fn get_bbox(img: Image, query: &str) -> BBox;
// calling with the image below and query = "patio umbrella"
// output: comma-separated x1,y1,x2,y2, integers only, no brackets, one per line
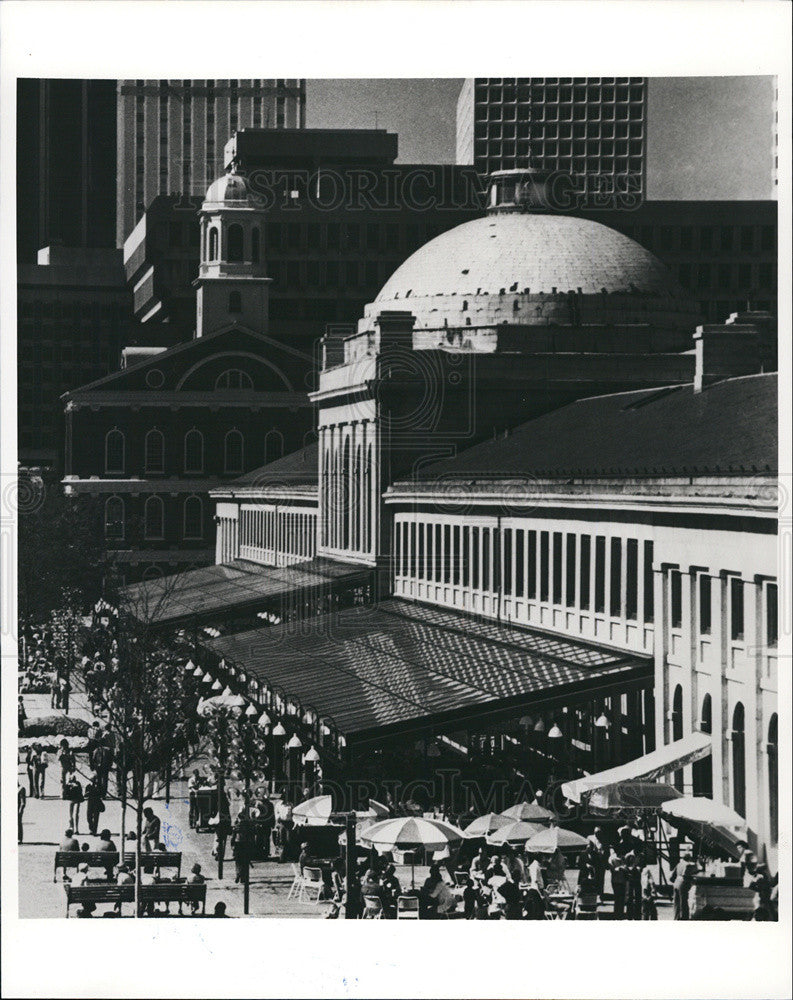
292,794,333,825
486,820,545,847
500,801,556,823
586,780,683,814
462,812,513,839
526,826,588,853
359,817,465,888
660,796,749,859
354,799,391,820
197,693,247,715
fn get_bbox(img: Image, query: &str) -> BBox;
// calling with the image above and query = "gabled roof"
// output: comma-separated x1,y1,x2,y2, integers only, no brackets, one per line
62,323,315,398
228,441,319,487
401,374,777,482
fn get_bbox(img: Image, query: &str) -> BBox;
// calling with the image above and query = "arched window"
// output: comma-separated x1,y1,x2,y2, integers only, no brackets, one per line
227,223,244,262
144,495,165,539
354,444,363,551
768,713,778,845
208,226,219,261
264,429,284,465
692,694,713,796
104,496,125,540
183,495,203,539
228,290,242,314
105,428,125,474
671,684,684,791
184,428,204,473
144,428,165,473
224,429,244,473
251,226,260,263
142,565,163,581
215,369,253,390
732,702,746,818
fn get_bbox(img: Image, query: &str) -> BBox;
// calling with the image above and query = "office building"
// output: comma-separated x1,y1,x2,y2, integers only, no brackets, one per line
457,77,647,206
116,79,307,246
16,79,117,262
18,246,138,469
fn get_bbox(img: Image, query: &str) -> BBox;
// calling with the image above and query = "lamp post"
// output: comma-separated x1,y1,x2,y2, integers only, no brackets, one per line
271,721,286,794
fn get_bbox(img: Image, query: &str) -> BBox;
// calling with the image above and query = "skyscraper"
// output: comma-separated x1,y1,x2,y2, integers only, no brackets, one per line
115,79,306,245
456,77,647,207
16,79,117,262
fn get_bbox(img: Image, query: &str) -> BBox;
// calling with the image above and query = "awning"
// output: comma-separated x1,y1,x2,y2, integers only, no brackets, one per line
120,557,372,627
202,598,651,744
561,732,712,803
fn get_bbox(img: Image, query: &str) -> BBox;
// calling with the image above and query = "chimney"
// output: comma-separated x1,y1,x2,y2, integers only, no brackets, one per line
693,322,761,393
375,310,415,352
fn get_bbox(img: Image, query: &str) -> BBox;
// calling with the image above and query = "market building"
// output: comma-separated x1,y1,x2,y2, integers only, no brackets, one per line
122,171,778,861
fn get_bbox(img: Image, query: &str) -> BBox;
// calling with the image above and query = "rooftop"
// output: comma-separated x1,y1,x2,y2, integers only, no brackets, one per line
396,373,777,482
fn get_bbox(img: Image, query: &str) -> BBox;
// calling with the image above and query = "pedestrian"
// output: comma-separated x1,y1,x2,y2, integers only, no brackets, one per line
672,855,696,920
58,674,71,713
232,813,254,885
65,773,84,833
18,696,27,736
50,674,60,709
624,851,642,920
609,846,628,920
18,783,26,843
187,863,206,914
188,769,201,828
25,743,39,797
641,861,658,920
142,807,161,852
91,735,114,798
57,739,76,797
84,772,105,836
35,745,49,798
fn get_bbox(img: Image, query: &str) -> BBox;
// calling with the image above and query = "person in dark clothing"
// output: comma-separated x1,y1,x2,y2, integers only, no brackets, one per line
232,814,255,884
497,877,523,919
609,847,628,920
624,852,643,920
142,807,161,851
84,773,105,837
18,784,26,842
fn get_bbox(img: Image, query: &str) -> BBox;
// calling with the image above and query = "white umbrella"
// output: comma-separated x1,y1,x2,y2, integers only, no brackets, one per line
525,826,588,853
292,794,333,825
500,801,556,823
197,693,247,716
462,812,513,839
486,820,545,847
660,796,749,858
359,816,465,888
354,799,390,820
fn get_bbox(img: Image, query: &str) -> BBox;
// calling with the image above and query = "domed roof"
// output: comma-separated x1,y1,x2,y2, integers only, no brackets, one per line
376,213,683,303
203,171,254,207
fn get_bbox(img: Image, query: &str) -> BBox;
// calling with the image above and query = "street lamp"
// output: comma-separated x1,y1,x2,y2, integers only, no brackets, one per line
548,723,563,740
245,702,258,718
192,664,204,678
258,710,271,729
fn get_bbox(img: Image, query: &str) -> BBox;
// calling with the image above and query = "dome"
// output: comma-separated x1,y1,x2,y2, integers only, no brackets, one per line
203,171,254,208
367,212,698,335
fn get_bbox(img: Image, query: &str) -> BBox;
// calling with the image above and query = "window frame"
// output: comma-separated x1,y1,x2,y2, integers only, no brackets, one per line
144,495,165,540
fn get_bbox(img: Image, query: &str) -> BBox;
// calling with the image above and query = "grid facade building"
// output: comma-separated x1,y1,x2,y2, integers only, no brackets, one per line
457,77,647,207
116,79,306,246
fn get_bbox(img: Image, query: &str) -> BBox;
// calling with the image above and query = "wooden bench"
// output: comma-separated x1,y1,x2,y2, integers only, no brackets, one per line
63,881,207,916
123,852,182,878
54,851,119,882
64,883,133,916
139,882,207,915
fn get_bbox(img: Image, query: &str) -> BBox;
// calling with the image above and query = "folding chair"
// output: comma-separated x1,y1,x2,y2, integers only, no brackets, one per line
299,866,324,904
396,895,420,919
287,863,303,901
363,895,384,919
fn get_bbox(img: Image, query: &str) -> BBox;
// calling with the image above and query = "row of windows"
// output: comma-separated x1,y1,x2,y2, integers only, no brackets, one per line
635,223,776,255
104,494,204,541
395,523,654,623
105,426,259,475
678,261,777,291
669,571,778,648
266,221,446,254
204,223,260,264
267,258,397,290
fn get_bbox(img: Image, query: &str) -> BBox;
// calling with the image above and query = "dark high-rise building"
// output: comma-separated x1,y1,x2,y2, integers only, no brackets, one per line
116,79,307,246
457,77,647,207
16,79,117,262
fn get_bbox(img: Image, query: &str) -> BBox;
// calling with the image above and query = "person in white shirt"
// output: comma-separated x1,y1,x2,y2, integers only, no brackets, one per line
527,855,545,892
